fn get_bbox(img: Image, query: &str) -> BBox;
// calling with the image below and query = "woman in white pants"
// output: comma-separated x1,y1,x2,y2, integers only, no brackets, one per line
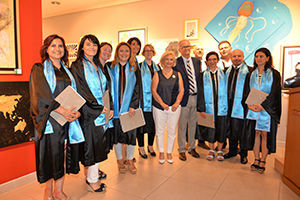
151,51,184,164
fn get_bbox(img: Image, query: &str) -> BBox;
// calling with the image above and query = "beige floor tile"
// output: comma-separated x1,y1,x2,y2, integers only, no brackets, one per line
145,177,217,200
279,182,300,200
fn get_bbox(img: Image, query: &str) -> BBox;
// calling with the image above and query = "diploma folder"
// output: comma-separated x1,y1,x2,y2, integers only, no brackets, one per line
103,90,110,124
196,112,215,128
245,88,268,105
50,85,86,126
119,108,145,132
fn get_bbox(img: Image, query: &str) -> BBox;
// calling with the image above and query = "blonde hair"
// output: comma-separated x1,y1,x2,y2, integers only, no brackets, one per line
142,44,156,56
160,51,176,68
112,42,137,71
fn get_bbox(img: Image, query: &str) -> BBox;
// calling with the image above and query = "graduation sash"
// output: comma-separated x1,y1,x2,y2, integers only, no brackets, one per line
140,60,159,112
43,59,85,144
203,68,228,117
226,64,249,119
83,59,113,129
107,62,136,118
246,68,273,132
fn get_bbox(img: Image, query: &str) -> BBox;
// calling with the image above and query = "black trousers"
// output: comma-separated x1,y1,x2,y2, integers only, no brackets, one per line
228,118,247,157
136,111,155,147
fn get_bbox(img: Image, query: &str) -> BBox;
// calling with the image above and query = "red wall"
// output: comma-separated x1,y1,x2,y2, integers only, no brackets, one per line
0,0,42,184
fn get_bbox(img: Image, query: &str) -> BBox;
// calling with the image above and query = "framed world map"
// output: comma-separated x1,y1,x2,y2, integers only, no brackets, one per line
0,82,34,148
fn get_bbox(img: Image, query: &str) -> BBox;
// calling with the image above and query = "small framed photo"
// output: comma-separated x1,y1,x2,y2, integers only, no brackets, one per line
282,45,300,86
184,19,199,40
118,28,147,47
66,43,78,59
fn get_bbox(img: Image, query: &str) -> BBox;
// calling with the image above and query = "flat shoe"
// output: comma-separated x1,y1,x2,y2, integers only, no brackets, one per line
167,159,173,164
159,159,165,164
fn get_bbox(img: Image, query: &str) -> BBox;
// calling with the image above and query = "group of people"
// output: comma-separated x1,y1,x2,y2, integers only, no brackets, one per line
29,34,281,200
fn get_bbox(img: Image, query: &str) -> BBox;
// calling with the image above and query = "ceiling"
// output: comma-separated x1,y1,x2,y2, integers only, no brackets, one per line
42,0,144,18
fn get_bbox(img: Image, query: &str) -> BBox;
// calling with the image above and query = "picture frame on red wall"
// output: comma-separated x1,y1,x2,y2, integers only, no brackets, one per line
0,0,21,74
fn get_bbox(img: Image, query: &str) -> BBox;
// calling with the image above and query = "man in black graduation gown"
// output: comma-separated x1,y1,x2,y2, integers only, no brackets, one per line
224,49,251,164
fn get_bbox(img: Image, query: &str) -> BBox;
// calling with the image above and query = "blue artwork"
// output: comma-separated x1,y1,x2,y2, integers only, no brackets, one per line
205,0,292,64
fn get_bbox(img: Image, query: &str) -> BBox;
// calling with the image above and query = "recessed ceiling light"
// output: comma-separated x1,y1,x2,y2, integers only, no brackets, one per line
51,1,60,5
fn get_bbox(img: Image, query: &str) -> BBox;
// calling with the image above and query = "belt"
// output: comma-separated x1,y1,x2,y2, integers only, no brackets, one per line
190,93,197,96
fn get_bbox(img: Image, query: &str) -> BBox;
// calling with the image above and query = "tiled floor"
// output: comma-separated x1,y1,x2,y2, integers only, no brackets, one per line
0,140,299,200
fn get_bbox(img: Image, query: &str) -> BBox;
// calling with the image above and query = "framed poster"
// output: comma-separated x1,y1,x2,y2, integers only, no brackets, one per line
118,28,147,48
66,43,78,63
0,0,21,74
0,82,34,148
184,19,199,40
282,45,300,86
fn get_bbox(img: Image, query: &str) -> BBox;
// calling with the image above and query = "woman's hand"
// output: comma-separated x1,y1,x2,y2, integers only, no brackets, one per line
68,111,81,122
255,104,263,112
248,104,263,112
101,107,108,114
108,110,114,120
129,107,136,118
162,103,169,111
200,112,206,119
171,103,179,112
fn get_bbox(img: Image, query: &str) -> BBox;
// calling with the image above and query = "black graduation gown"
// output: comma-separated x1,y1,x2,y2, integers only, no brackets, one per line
29,63,79,184
197,71,227,143
70,60,113,166
241,68,282,154
110,63,140,145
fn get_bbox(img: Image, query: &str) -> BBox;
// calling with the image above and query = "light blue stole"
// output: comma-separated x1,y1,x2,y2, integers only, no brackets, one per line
83,59,113,129
225,63,249,119
140,60,159,112
43,59,85,144
246,68,273,132
107,62,136,118
203,68,228,117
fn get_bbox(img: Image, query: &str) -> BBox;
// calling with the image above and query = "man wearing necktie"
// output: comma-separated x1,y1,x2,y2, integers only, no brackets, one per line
174,40,201,161
224,49,251,164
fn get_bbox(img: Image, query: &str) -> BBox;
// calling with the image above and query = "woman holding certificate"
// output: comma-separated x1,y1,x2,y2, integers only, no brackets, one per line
136,44,160,159
106,42,140,174
197,51,228,161
242,48,281,173
30,34,83,200
71,35,113,192
151,51,184,164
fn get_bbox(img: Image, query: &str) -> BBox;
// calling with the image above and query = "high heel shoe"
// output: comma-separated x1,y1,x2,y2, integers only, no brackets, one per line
98,170,107,180
250,159,260,171
86,181,106,193
128,159,137,174
117,159,127,173
138,148,148,159
148,146,156,157
257,160,266,174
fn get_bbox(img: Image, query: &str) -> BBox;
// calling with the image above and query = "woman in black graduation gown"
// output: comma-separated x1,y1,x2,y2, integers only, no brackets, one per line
242,47,281,173
30,34,82,200
106,42,140,174
197,51,228,161
71,35,113,192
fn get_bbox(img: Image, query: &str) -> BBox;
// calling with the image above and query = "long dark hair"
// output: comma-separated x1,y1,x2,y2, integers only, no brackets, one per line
76,34,101,68
40,34,69,66
253,47,273,71
127,37,141,55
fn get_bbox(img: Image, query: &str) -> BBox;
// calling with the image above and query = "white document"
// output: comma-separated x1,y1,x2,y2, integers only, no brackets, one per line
50,85,86,126
196,112,215,128
245,88,268,105
119,108,145,132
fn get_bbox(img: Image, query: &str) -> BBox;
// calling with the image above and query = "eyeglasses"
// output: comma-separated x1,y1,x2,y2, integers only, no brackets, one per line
180,45,191,49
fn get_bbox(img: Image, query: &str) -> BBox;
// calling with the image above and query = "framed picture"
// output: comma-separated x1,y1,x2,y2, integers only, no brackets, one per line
282,45,300,86
184,19,199,40
66,43,78,63
0,0,21,74
118,28,147,48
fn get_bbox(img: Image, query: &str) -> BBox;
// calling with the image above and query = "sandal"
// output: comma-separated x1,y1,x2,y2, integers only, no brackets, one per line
250,159,260,171
217,151,224,161
98,170,107,180
86,181,106,193
257,161,266,174
206,150,215,161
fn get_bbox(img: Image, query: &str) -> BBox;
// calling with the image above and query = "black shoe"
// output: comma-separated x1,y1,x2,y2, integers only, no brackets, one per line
139,149,148,159
240,156,248,164
147,146,156,157
86,180,106,192
98,170,107,180
198,142,210,150
179,152,187,161
223,153,237,159
188,149,200,158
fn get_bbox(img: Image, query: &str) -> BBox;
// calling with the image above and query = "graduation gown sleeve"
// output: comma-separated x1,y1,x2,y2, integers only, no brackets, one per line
129,68,141,109
29,63,60,139
197,73,205,112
